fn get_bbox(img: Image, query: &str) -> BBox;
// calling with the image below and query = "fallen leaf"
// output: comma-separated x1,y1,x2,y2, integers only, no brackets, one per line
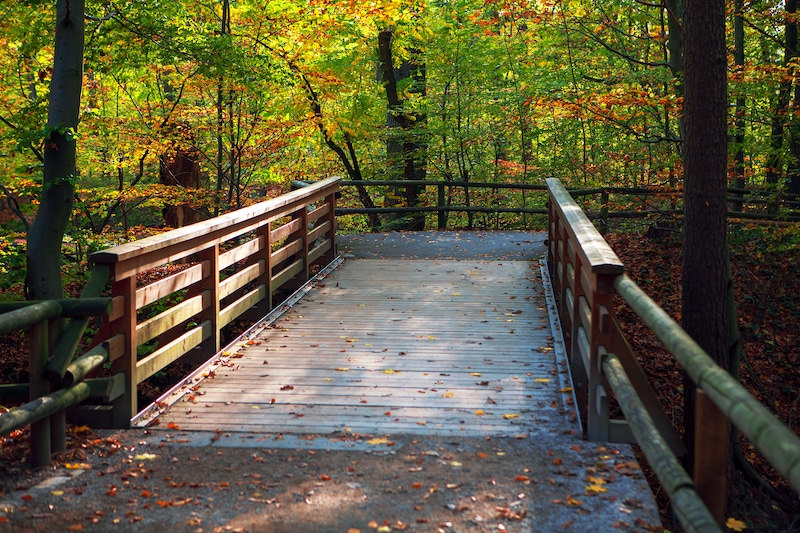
502,413,520,419
133,453,158,461
65,463,92,470
476,452,489,459
726,517,747,531
474,409,486,415
167,422,181,430
534,378,551,383
382,369,399,374
335,367,349,372
442,391,454,398
67,525,83,531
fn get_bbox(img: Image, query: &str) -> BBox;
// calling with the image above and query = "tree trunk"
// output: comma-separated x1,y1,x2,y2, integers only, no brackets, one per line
26,0,85,301
378,28,426,231
159,146,201,228
731,0,746,212
681,0,731,500
766,0,796,186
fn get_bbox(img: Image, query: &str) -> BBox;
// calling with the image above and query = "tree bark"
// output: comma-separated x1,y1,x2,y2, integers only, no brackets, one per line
681,0,731,488
26,0,85,301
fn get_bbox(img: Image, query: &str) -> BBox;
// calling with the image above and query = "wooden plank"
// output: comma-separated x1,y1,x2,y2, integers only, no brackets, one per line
155,259,564,437
136,321,211,384
136,292,208,344
136,263,204,309
219,236,260,270
219,285,267,327
219,260,264,300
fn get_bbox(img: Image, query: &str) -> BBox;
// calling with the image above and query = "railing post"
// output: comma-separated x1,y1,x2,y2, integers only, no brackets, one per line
110,275,136,428
324,191,338,264
694,389,728,526
438,183,446,230
199,245,221,358
29,318,51,467
300,206,310,282
255,222,273,315
587,272,616,441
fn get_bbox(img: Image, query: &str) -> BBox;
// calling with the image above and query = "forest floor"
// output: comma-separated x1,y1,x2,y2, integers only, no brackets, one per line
1,227,799,532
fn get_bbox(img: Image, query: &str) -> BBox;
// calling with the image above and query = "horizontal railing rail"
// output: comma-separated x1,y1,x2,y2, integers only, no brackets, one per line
337,179,800,230
545,177,800,532
86,176,340,428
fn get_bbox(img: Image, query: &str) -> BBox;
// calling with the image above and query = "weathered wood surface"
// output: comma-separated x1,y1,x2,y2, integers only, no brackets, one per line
153,259,569,437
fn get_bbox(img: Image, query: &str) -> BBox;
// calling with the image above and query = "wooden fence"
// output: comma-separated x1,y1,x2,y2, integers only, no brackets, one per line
0,177,339,460
0,294,116,467
337,179,800,230
546,178,800,532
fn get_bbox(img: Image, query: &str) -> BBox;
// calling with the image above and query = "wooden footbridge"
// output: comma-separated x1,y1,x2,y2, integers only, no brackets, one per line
3,177,800,533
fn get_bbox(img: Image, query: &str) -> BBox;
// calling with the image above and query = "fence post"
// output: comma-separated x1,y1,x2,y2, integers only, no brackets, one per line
110,275,136,428
438,183,446,230
29,318,51,466
587,272,617,440
600,190,609,235
199,245,221,358
694,389,728,526
324,191,338,264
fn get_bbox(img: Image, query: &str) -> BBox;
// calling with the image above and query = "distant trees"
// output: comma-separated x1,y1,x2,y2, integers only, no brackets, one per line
4,0,800,292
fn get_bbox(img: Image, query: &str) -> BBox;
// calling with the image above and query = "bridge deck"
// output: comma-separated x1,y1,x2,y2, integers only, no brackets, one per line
149,257,574,437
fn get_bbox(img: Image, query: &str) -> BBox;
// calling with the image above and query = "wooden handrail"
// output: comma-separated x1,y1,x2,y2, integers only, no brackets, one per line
87,176,340,427
545,177,800,531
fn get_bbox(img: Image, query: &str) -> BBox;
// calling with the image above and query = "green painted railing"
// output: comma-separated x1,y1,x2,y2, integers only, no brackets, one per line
546,177,800,533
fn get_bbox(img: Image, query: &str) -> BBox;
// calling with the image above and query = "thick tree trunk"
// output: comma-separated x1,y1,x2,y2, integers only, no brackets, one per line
26,0,85,301
681,0,731,497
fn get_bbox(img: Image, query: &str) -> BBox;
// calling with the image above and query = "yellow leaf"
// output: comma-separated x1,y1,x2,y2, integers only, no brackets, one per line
427,335,436,340
585,484,608,493
367,437,391,445
382,369,399,374
324,377,333,382
133,453,159,461
502,413,520,419
442,392,455,398
558,387,573,393
726,517,747,531
65,463,92,470
534,378,551,383
378,527,391,533
470,372,482,377
450,461,462,467
51,490,64,496
335,367,349,372
474,410,486,415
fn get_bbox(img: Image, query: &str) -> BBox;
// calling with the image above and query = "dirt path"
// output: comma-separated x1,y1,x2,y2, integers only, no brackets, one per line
0,428,659,533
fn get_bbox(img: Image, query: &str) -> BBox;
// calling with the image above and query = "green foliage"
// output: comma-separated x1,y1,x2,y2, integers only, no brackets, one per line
0,231,27,291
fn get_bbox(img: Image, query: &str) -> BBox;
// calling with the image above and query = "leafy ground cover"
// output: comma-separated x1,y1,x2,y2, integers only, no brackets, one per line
606,224,800,532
